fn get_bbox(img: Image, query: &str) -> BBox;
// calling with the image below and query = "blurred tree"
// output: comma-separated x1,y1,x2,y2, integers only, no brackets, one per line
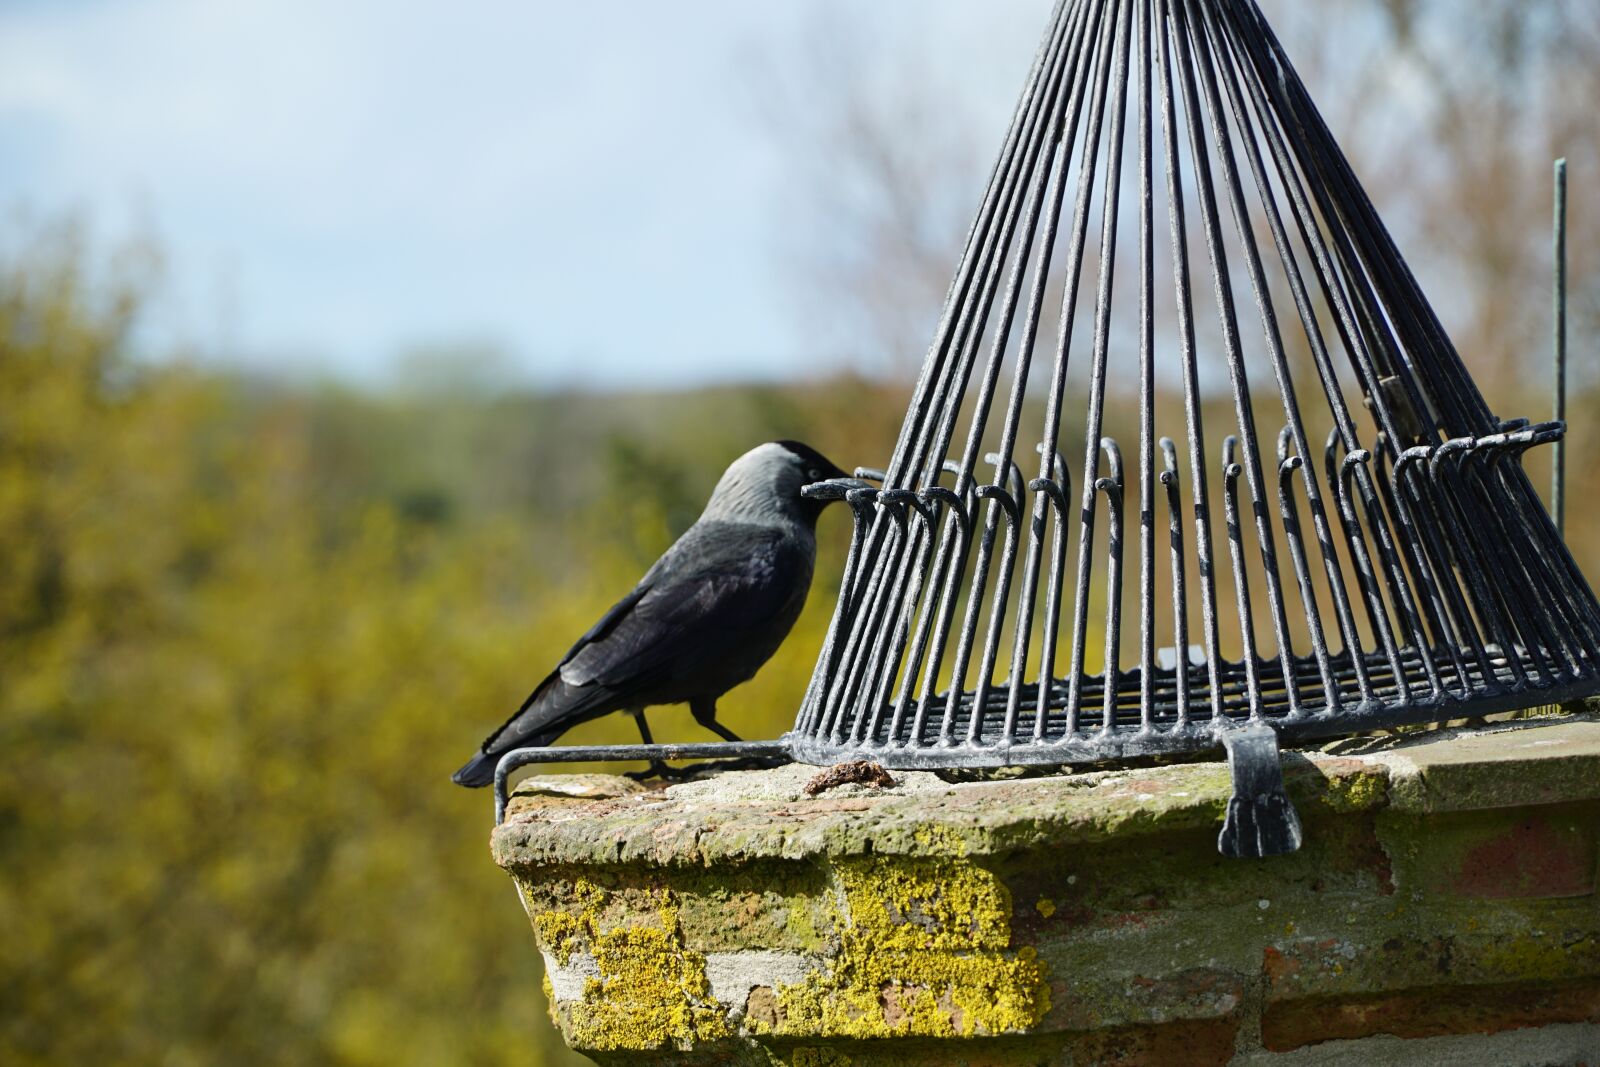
0,221,900,1065
0,225,595,1065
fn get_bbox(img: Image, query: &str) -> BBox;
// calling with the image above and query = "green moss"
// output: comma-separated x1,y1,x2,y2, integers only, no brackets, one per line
782,895,831,954
773,857,1050,1040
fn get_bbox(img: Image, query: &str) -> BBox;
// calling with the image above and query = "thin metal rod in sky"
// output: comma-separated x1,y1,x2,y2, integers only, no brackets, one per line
1553,157,1567,537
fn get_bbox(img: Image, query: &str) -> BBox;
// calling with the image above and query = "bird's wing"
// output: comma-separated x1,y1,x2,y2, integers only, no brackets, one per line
556,584,651,670
473,523,803,759
470,581,656,759
559,523,802,692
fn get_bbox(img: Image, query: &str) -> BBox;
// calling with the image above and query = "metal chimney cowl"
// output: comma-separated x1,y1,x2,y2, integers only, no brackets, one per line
495,0,1600,857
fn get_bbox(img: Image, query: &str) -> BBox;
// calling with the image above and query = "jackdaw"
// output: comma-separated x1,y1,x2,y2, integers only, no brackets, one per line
452,440,859,786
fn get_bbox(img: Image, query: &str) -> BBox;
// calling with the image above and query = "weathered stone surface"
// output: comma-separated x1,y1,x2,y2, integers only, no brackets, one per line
491,750,1385,870
1233,1022,1600,1066
505,773,646,817
489,712,1600,1064
1344,716,1600,814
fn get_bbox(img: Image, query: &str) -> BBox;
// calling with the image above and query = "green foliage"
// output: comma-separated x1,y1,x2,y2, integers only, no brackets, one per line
0,228,899,1065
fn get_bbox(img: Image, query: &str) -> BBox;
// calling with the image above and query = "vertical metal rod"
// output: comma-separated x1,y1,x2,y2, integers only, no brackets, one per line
1098,439,1127,731
1553,157,1568,537
1156,0,1224,724
1159,438,1190,726
1063,0,1133,735
1133,0,1157,737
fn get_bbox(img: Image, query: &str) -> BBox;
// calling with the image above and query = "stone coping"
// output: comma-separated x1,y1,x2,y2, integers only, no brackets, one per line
491,709,1600,1064
492,712,1600,870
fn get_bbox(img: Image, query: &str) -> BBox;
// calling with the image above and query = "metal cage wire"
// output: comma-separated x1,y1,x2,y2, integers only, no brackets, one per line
493,0,1598,851
789,0,1600,767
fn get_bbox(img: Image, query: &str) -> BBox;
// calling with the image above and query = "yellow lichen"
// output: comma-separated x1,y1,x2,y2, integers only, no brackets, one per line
541,972,558,1025
1483,936,1587,981
835,855,1010,951
774,856,1050,1039
911,823,971,857
534,910,584,966
530,878,730,1052
1035,897,1057,919
1318,767,1388,813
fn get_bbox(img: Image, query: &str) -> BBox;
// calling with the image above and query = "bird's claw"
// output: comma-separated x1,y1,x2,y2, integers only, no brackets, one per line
625,759,698,782
702,755,788,774
625,755,788,782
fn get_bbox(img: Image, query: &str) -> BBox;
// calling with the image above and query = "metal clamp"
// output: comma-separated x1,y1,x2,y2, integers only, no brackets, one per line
1217,723,1303,859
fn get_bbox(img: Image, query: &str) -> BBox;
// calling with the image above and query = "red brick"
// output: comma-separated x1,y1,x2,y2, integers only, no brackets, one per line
1391,803,1599,901
1057,1017,1243,1066
1450,813,1595,899
1262,980,1600,1051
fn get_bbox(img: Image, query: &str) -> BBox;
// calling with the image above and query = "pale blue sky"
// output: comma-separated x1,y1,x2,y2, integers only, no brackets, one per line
0,0,1047,386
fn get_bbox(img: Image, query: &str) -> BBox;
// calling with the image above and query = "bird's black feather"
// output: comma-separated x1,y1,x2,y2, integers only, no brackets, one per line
454,521,811,784
453,440,854,788
774,440,846,479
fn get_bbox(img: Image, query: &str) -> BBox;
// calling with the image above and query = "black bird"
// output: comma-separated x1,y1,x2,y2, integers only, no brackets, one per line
452,440,860,786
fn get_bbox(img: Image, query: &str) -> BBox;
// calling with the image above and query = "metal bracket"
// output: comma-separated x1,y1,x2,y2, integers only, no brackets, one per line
491,740,791,824
1217,723,1303,859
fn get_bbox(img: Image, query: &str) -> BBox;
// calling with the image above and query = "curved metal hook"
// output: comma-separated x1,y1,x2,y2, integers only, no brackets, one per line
1428,436,1473,480
975,483,1020,523
844,486,881,513
1035,441,1070,482
1222,434,1241,475
984,451,1027,504
879,487,931,526
1028,476,1069,514
1277,453,1303,492
1099,437,1124,491
1394,444,1433,484
1338,449,1372,505
919,485,971,535
1158,437,1180,487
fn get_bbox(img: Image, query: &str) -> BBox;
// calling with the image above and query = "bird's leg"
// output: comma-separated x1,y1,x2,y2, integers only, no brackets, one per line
624,708,692,781
686,698,785,773
690,697,744,743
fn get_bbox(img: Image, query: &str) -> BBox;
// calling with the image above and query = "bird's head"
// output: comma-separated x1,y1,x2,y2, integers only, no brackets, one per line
702,440,866,528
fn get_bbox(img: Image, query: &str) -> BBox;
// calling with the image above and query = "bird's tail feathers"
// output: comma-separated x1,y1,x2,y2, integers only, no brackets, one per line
451,750,500,788
450,672,566,789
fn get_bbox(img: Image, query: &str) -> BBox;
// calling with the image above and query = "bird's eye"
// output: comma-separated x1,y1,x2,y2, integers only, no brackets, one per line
807,467,822,480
